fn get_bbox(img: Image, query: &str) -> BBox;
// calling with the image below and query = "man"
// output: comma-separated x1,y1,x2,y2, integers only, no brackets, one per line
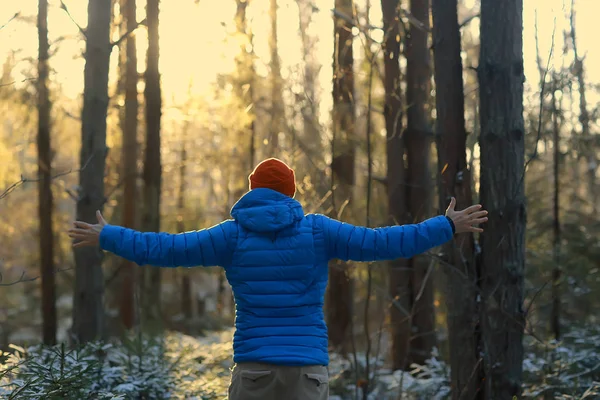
69,158,487,400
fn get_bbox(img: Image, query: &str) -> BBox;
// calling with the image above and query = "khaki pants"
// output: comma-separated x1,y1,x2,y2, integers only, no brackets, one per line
228,362,329,400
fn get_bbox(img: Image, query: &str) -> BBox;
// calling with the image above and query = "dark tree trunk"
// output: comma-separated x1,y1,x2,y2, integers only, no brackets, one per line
431,0,483,397
72,0,112,343
119,0,138,331
550,84,561,340
478,0,526,398
405,0,435,365
381,0,411,370
177,137,192,320
37,0,57,346
141,0,162,327
327,0,355,352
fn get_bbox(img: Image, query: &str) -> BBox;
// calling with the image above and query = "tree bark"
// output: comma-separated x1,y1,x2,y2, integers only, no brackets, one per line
381,0,411,370
478,0,526,398
431,0,483,397
327,0,355,352
405,0,435,365
141,0,162,327
37,0,57,346
119,0,138,331
72,0,112,343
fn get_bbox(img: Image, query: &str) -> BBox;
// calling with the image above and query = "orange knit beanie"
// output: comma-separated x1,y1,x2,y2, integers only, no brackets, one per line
249,158,296,197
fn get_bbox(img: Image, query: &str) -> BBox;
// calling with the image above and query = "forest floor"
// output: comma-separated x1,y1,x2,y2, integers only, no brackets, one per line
1,327,600,399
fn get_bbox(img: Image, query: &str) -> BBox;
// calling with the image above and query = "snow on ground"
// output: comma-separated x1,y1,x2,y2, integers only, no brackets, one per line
2,327,600,399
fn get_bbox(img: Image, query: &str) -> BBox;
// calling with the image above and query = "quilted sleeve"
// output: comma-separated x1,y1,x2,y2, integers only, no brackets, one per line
318,215,453,262
98,220,235,268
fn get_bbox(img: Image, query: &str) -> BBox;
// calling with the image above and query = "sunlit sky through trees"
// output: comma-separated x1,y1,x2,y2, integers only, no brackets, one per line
0,0,598,137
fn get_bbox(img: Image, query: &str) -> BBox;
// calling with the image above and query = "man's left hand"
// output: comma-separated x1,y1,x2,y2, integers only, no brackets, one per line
68,210,107,248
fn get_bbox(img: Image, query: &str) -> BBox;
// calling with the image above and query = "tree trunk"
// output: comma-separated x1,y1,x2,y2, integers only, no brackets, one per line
269,0,282,153
37,0,56,346
297,0,322,158
405,0,435,365
569,1,597,216
119,0,138,331
550,84,561,340
234,0,256,171
72,0,112,343
177,137,192,320
327,0,355,352
431,0,482,396
478,0,526,398
381,0,411,370
141,0,162,327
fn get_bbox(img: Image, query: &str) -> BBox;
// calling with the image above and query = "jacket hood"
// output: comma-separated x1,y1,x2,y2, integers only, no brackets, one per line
230,188,304,233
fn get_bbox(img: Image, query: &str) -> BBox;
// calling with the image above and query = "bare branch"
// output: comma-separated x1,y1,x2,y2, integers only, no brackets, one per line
371,175,388,186
330,8,383,44
400,8,429,33
59,0,86,38
102,170,139,205
110,18,147,48
331,8,382,32
459,13,480,29
0,12,19,32
331,6,429,39
61,106,81,121
0,154,94,201
0,77,35,88
0,267,73,287
512,14,556,200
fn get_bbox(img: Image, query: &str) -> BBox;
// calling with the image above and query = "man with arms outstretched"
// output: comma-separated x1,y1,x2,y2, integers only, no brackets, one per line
69,158,487,400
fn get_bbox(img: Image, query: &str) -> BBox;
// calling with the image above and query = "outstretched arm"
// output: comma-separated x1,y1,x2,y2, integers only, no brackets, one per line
68,211,234,268
320,198,487,262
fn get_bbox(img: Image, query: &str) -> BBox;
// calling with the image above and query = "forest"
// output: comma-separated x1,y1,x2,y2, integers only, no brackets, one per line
0,0,599,399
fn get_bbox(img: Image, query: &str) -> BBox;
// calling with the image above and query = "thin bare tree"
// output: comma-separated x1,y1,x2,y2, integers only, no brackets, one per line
405,0,435,365
141,0,163,327
119,0,138,331
569,0,597,216
327,0,356,352
432,0,482,396
381,0,411,370
37,0,57,345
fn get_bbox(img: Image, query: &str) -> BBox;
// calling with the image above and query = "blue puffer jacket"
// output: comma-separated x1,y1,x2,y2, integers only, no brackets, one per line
99,188,453,366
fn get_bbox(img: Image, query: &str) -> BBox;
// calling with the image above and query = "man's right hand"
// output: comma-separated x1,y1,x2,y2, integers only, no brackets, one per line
445,197,488,234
